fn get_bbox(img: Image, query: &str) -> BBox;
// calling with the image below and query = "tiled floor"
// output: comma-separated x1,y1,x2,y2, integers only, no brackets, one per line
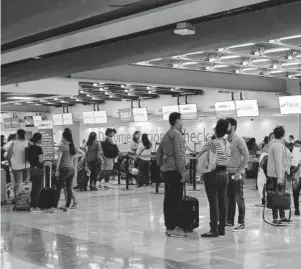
1,181,301,269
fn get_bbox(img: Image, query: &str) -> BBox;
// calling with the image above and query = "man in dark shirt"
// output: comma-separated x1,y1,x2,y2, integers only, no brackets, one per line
157,112,186,237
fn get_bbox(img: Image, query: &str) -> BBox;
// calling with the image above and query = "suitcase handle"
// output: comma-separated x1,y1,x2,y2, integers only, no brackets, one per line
182,183,186,197
43,161,53,188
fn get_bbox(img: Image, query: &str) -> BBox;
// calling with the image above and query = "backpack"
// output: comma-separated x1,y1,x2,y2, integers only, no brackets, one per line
101,140,119,158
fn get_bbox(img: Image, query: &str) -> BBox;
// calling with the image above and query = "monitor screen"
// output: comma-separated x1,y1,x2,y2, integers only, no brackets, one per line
33,115,42,126
3,118,12,128
235,100,259,117
53,114,63,126
24,116,34,127
162,105,179,120
279,95,301,115
62,113,73,125
83,111,95,124
132,108,149,122
179,104,198,120
94,111,107,124
118,108,133,123
214,101,236,118
11,118,20,128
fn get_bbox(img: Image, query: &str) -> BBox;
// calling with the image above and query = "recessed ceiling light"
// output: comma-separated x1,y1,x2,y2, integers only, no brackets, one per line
264,48,291,54
281,62,300,67
182,61,199,66
227,43,254,49
146,86,151,90
128,93,131,96
148,90,152,94
7,96,33,100
87,94,91,97
105,92,109,95
220,55,240,60
35,103,41,106
93,83,98,87
184,51,203,56
109,95,113,98
121,85,125,88
26,101,34,104
270,70,285,74
99,87,104,91
125,89,128,93
70,96,75,99
40,100,46,102
61,101,65,103
14,103,20,105
80,90,84,93
54,98,58,100
126,84,131,86
104,87,109,90
252,58,270,63
92,97,96,100
214,64,229,68
243,68,258,71
279,34,301,41
171,88,175,91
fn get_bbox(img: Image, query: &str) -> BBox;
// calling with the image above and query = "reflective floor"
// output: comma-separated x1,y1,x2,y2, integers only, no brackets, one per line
1,181,301,269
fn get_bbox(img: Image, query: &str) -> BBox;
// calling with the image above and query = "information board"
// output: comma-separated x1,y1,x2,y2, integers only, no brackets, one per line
37,121,54,161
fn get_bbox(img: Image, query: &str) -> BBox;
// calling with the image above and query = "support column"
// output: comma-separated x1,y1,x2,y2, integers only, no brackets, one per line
286,80,301,140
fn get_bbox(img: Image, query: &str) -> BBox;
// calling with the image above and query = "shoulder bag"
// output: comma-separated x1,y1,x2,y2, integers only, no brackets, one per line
134,147,146,168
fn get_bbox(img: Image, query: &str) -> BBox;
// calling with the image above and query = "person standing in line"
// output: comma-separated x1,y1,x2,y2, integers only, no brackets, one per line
101,128,119,185
198,119,231,237
136,133,152,187
291,140,301,216
4,129,30,201
157,112,187,238
267,126,292,224
28,133,44,212
86,132,103,191
51,129,85,212
130,131,141,153
226,118,250,231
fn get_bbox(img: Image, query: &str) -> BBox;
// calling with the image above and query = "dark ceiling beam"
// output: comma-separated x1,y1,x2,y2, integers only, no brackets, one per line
73,65,287,93
2,1,301,85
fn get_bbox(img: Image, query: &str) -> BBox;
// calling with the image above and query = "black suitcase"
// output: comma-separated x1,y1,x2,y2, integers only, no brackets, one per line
177,185,199,232
38,161,56,209
78,170,88,191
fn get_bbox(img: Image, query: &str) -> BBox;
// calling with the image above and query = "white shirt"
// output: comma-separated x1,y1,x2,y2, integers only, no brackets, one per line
136,143,152,161
9,140,30,170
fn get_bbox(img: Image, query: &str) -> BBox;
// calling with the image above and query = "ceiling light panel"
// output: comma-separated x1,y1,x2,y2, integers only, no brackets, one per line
132,33,301,79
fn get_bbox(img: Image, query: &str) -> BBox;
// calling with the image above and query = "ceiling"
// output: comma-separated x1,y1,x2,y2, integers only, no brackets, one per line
1,92,57,104
3,0,300,85
135,34,301,79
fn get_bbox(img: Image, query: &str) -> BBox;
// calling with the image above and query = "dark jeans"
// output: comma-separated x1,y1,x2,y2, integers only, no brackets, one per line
2,165,11,183
163,171,183,230
266,177,285,220
293,178,301,210
88,160,98,187
138,159,150,186
55,167,75,208
30,172,43,208
227,174,246,225
204,171,228,234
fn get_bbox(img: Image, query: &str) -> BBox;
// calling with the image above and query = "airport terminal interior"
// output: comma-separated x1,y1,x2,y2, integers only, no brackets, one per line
1,0,301,268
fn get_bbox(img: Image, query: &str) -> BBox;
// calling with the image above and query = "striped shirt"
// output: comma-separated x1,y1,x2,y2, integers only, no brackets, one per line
227,134,248,173
199,139,231,166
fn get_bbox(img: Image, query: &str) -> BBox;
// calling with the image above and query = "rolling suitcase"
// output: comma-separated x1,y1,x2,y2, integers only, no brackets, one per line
1,169,7,205
38,161,56,209
177,184,199,232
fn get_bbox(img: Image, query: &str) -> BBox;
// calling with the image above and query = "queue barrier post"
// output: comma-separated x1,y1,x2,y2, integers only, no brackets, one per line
117,156,121,185
125,154,130,190
192,154,197,191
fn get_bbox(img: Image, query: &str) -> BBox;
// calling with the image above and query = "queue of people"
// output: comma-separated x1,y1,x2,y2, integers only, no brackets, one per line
156,112,300,238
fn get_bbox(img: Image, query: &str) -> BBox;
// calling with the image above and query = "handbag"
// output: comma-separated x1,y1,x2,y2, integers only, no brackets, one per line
266,190,291,210
134,148,146,168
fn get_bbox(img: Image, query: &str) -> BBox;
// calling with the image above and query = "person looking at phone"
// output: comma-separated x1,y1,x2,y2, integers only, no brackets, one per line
226,118,250,232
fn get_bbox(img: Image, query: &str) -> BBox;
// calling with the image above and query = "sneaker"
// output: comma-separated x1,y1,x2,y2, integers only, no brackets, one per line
226,222,234,227
45,207,57,213
281,218,294,224
272,219,283,225
31,208,42,213
70,203,78,209
233,224,245,232
166,228,186,238
60,206,69,212
295,209,300,216
201,231,219,238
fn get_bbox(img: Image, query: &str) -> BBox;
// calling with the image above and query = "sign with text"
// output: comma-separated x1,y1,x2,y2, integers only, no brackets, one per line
133,108,149,122
33,115,42,126
24,116,34,127
118,108,133,123
11,118,20,128
83,111,107,124
162,105,179,120
179,104,198,120
3,118,12,128
279,95,301,115
235,99,259,117
38,121,54,160
215,101,236,118
63,113,73,125
53,113,73,125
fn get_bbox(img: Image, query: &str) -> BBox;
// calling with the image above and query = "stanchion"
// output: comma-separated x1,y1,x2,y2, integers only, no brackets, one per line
125,154,130,190
192,154,197,190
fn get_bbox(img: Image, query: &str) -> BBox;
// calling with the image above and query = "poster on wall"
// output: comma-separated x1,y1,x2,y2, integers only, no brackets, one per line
162,105,179,120
279,95,301,115
179,104,198,120
235,99,259,117
37,121,54,161
119,108,133,123
133,108,149,122
215,101,236,118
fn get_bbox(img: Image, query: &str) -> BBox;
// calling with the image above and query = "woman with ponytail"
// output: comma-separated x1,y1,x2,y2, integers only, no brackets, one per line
52,129,85,212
